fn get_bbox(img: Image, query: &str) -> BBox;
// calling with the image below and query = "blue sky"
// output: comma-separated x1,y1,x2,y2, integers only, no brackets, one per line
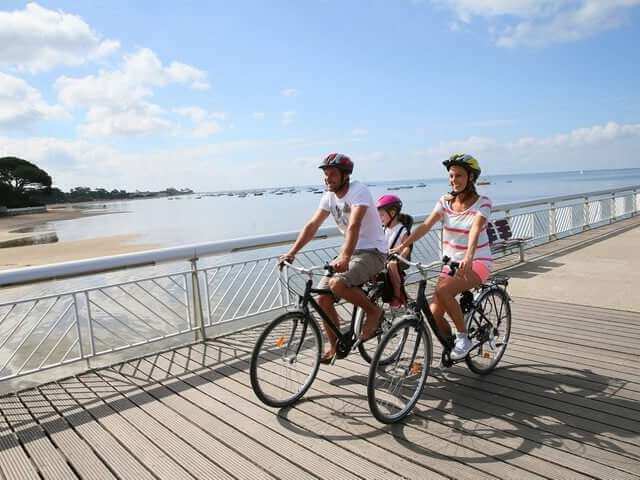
0,1,639,190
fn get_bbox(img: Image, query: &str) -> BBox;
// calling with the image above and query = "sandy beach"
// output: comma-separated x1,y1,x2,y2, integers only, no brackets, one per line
0,206,158,270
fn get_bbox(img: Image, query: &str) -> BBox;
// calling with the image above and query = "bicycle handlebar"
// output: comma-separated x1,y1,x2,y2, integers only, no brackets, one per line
390,254,460,276
280,261,334,276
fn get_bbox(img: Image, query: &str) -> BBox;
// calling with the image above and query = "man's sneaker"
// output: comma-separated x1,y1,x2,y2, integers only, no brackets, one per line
450,333,472,360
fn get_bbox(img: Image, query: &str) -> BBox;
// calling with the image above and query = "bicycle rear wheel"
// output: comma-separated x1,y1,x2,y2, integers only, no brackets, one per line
250,311,321,407
368,316,432,424
358,293,408,365
465,287,511,375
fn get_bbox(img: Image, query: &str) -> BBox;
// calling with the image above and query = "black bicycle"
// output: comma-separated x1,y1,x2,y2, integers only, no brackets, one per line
250,261,408,408
368,254,512,423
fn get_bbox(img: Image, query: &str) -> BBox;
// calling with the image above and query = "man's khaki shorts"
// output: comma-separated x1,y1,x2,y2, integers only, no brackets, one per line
317,249,386,291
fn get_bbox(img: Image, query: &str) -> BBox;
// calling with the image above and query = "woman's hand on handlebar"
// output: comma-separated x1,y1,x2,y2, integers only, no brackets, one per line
390,243,406,255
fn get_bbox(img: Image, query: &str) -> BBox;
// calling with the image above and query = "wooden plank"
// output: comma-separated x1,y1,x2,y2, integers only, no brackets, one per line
0,395,77,479
512,305,640,332
485,358,640,412
17,389,116,480
37,383,157,480
188,342,555,480
219,322,640,478
114,358,307,480
73,372,236,480
514,297,640,324
495,356,640,402
126,353,407,480
507,341,640,382
0,400,41,480
331,355,640,480
93,366,280,480
55,377,193,480
113,355,372,480
241,338,638,480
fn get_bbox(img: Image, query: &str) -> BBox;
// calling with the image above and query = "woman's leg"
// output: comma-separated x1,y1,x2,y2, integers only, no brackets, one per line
435,270,482,359
434,271,481,332
429,295,452,339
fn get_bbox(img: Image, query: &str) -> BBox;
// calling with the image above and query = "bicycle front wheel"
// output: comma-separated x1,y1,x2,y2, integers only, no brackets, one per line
250,311,321,408
368,316,432,424
465,287,511,375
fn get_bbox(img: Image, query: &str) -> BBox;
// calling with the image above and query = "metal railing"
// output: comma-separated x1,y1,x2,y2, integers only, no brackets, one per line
0,185,637,384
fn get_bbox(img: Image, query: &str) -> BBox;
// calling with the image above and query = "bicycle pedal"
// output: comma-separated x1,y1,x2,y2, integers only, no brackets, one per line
351,338,362,351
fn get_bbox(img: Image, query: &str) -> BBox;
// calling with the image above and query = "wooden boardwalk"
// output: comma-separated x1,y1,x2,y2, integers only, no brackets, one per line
0,296,638,479
1,217,640,479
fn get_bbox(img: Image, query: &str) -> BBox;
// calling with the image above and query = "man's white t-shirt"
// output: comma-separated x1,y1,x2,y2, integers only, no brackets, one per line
319,180,387,253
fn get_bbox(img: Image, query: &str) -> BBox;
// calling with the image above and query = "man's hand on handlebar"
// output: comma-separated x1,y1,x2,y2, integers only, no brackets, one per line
331,254,350,273
278,252,295,270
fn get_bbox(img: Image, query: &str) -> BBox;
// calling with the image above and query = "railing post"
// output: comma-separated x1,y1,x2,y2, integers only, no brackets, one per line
72,293,84,358
633,189,638,217
611,192,616,223
84,292,96,357
190,258,206,341
73,294,85,364
583,197,590,231
549,202,557,240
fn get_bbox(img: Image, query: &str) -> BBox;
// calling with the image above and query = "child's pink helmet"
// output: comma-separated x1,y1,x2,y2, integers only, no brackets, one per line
376,194,402,211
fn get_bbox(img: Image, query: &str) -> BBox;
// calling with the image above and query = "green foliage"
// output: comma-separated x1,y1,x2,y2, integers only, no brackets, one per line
0,156,193,208
0,157,52,195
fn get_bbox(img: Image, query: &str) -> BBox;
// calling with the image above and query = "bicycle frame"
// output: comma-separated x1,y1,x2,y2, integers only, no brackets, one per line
295,277,367,357
414,278,455,351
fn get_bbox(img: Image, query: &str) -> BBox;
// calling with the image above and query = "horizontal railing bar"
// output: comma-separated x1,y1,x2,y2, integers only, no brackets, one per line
1,184,637,288
492,185,638,212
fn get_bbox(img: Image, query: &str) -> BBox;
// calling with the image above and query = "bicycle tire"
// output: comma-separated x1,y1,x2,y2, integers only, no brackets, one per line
250,311,322,408
358,293,409,365
465,287,511,375
367,316,432,424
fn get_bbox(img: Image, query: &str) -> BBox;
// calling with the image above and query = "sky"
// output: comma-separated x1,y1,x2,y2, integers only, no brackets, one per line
0,0,639,191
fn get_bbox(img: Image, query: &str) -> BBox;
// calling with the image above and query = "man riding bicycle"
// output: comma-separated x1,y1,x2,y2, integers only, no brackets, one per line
279,153,387,363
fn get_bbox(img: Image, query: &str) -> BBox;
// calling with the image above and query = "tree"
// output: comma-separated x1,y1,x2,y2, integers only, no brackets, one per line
0,157,52,196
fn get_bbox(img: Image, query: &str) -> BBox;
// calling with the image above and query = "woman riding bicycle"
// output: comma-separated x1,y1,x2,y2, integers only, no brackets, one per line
392,153,493,360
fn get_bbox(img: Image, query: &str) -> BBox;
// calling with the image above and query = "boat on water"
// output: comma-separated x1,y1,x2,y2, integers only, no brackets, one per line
477,180,491,186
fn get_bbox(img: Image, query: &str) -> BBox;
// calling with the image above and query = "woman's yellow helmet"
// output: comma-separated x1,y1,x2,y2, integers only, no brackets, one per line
442,153,481,179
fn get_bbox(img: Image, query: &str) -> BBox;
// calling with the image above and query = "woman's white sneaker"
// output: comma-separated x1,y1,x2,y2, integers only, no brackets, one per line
450,333,472,360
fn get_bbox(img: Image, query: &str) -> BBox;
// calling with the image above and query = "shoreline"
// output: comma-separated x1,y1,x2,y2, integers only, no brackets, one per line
0,234,160,271
0,206,158,270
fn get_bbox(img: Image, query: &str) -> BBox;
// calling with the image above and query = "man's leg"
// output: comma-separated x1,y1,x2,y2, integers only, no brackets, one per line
317,293,341,359
328,277,383,341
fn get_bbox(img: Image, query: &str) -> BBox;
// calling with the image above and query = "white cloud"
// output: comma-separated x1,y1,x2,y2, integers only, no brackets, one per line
351,128,369,137
434,0,640,47
281,88,298,97
414,121,640,174
55,48,210,136
252,112,265,120
4,121,638,191
174,106,207,123
282,111,296,126
0,2,119,73
0,72,67,127
174,106,226,137
78,104,171,137
192,122,222,137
